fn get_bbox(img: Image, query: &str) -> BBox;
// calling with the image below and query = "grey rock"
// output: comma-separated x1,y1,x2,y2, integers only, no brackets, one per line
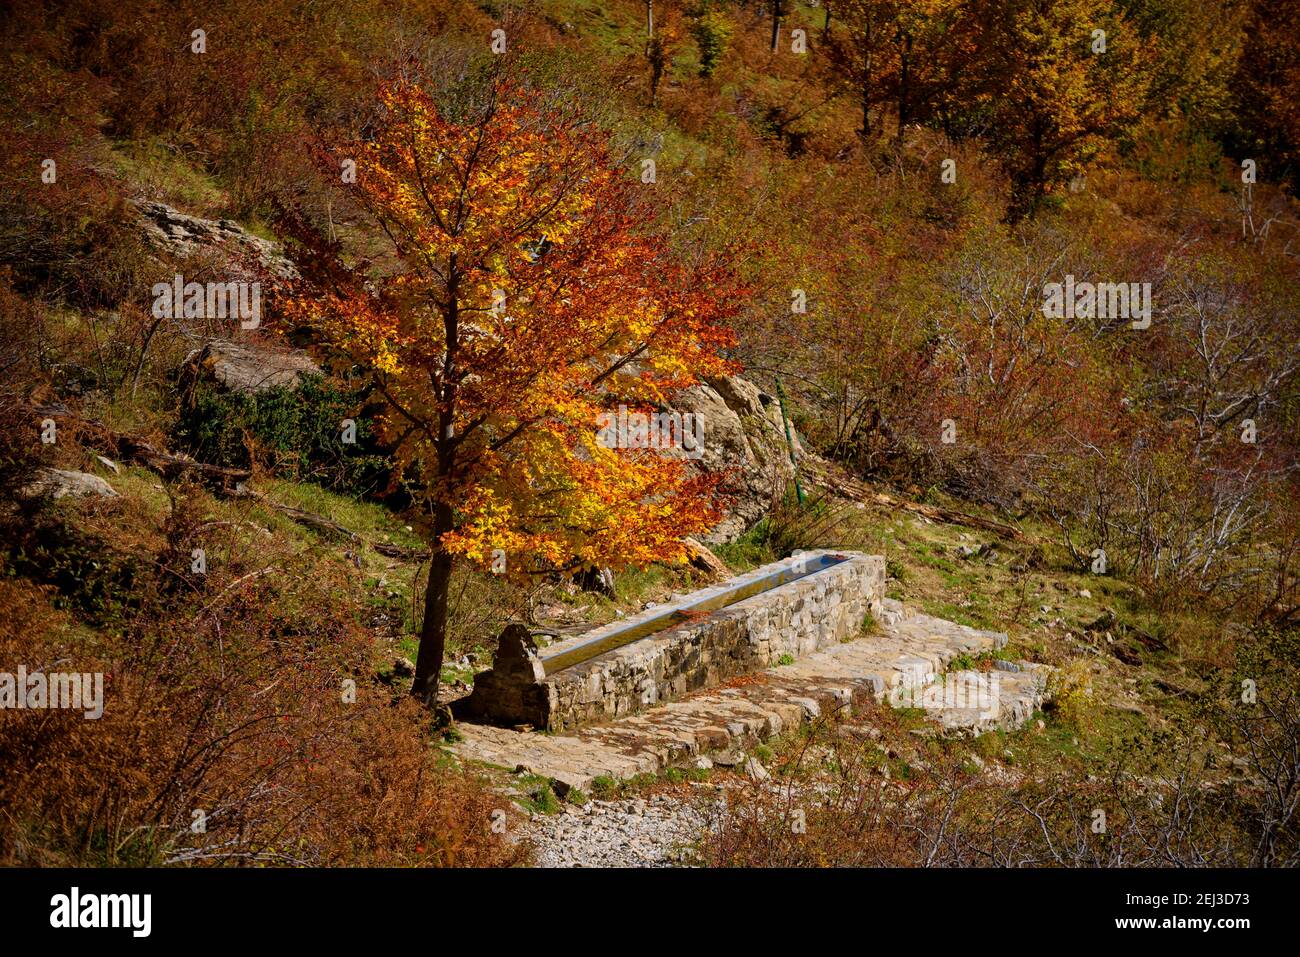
662,376,802,544
134,200,298,280
20,468,119,500
180,338,319,394
575,566,617,598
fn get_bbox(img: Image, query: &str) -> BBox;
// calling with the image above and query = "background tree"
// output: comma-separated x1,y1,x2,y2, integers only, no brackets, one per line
1119,0,1244,127
287,70,740,706
968,0,1153,220
891,0,967,139
825,0,898,138
688,1,733,77
646,6,684,104
825,0,967,143
1232,0,1300,189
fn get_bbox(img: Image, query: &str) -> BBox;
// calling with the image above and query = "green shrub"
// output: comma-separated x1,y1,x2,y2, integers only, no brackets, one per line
174,374,389,493
526,785,560,815
689,9,731,78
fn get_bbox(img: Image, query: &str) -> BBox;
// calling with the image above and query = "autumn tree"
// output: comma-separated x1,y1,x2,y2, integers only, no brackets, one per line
825,0,967,141
286,71,740,707
891,0,969,138
967,0,1153,220
645,4,684,105
1119,0,1244,128
825,0,895,138
1232,0,1300,189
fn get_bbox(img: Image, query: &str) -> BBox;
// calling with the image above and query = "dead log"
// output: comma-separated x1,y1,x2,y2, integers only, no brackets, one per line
112,435,252,491
264,502,361,542
373,541,431,560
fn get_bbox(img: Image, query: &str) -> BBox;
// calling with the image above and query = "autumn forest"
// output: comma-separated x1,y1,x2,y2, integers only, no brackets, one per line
0,0,1298,891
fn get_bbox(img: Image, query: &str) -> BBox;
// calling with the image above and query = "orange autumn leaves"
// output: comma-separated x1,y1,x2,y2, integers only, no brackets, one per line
285,76,740,575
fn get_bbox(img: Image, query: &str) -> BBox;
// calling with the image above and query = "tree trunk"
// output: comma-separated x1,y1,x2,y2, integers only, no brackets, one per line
411,251,461,708
860,52,873,138
858,18,874,139
861,76,871,138
410,501,455,705
897,33,913,142
771,0,782,52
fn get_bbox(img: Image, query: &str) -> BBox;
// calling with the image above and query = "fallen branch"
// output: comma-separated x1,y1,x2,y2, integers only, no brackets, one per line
193,565,278,623
373,541,431,560
260,500,360,542
230,486,431,559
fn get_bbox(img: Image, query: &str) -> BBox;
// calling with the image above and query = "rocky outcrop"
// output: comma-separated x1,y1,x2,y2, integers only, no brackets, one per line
180,338,320,394
666,376,803,544
139,203,316,396
134,200,298,281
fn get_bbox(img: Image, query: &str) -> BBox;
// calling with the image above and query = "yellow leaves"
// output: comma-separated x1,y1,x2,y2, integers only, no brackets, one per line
375,340,400,375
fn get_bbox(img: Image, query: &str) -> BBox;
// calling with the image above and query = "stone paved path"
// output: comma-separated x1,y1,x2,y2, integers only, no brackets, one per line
452,600,1048,790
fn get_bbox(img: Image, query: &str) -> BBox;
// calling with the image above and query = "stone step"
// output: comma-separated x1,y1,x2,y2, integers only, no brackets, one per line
451,599,1049,791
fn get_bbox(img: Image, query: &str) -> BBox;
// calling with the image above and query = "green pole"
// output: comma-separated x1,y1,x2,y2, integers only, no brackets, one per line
774,377,806,507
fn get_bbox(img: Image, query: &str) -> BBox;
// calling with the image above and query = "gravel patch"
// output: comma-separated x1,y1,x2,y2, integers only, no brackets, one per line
527,793,710,867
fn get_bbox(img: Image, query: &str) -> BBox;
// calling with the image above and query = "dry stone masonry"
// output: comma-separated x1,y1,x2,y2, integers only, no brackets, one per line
454,597,1049,792
463,550,886,733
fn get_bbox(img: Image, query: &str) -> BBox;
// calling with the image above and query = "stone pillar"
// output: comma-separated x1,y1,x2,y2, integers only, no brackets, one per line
461,624,552,728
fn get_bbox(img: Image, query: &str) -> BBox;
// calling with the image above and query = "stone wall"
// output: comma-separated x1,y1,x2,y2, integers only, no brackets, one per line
462,550,885,733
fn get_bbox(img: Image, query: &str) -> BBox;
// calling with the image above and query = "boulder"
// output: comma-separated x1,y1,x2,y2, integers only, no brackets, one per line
180,338,319,394
575,566,617,598
134,200,298,281
663,375,802,544
20,468,119,500
682,537,730,579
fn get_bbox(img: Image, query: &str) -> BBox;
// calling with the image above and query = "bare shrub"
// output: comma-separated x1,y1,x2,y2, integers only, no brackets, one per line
694,646,1299,868
0,490,528,867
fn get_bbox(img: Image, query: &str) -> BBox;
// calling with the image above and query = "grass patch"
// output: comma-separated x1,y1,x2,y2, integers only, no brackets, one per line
109,138,227,213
